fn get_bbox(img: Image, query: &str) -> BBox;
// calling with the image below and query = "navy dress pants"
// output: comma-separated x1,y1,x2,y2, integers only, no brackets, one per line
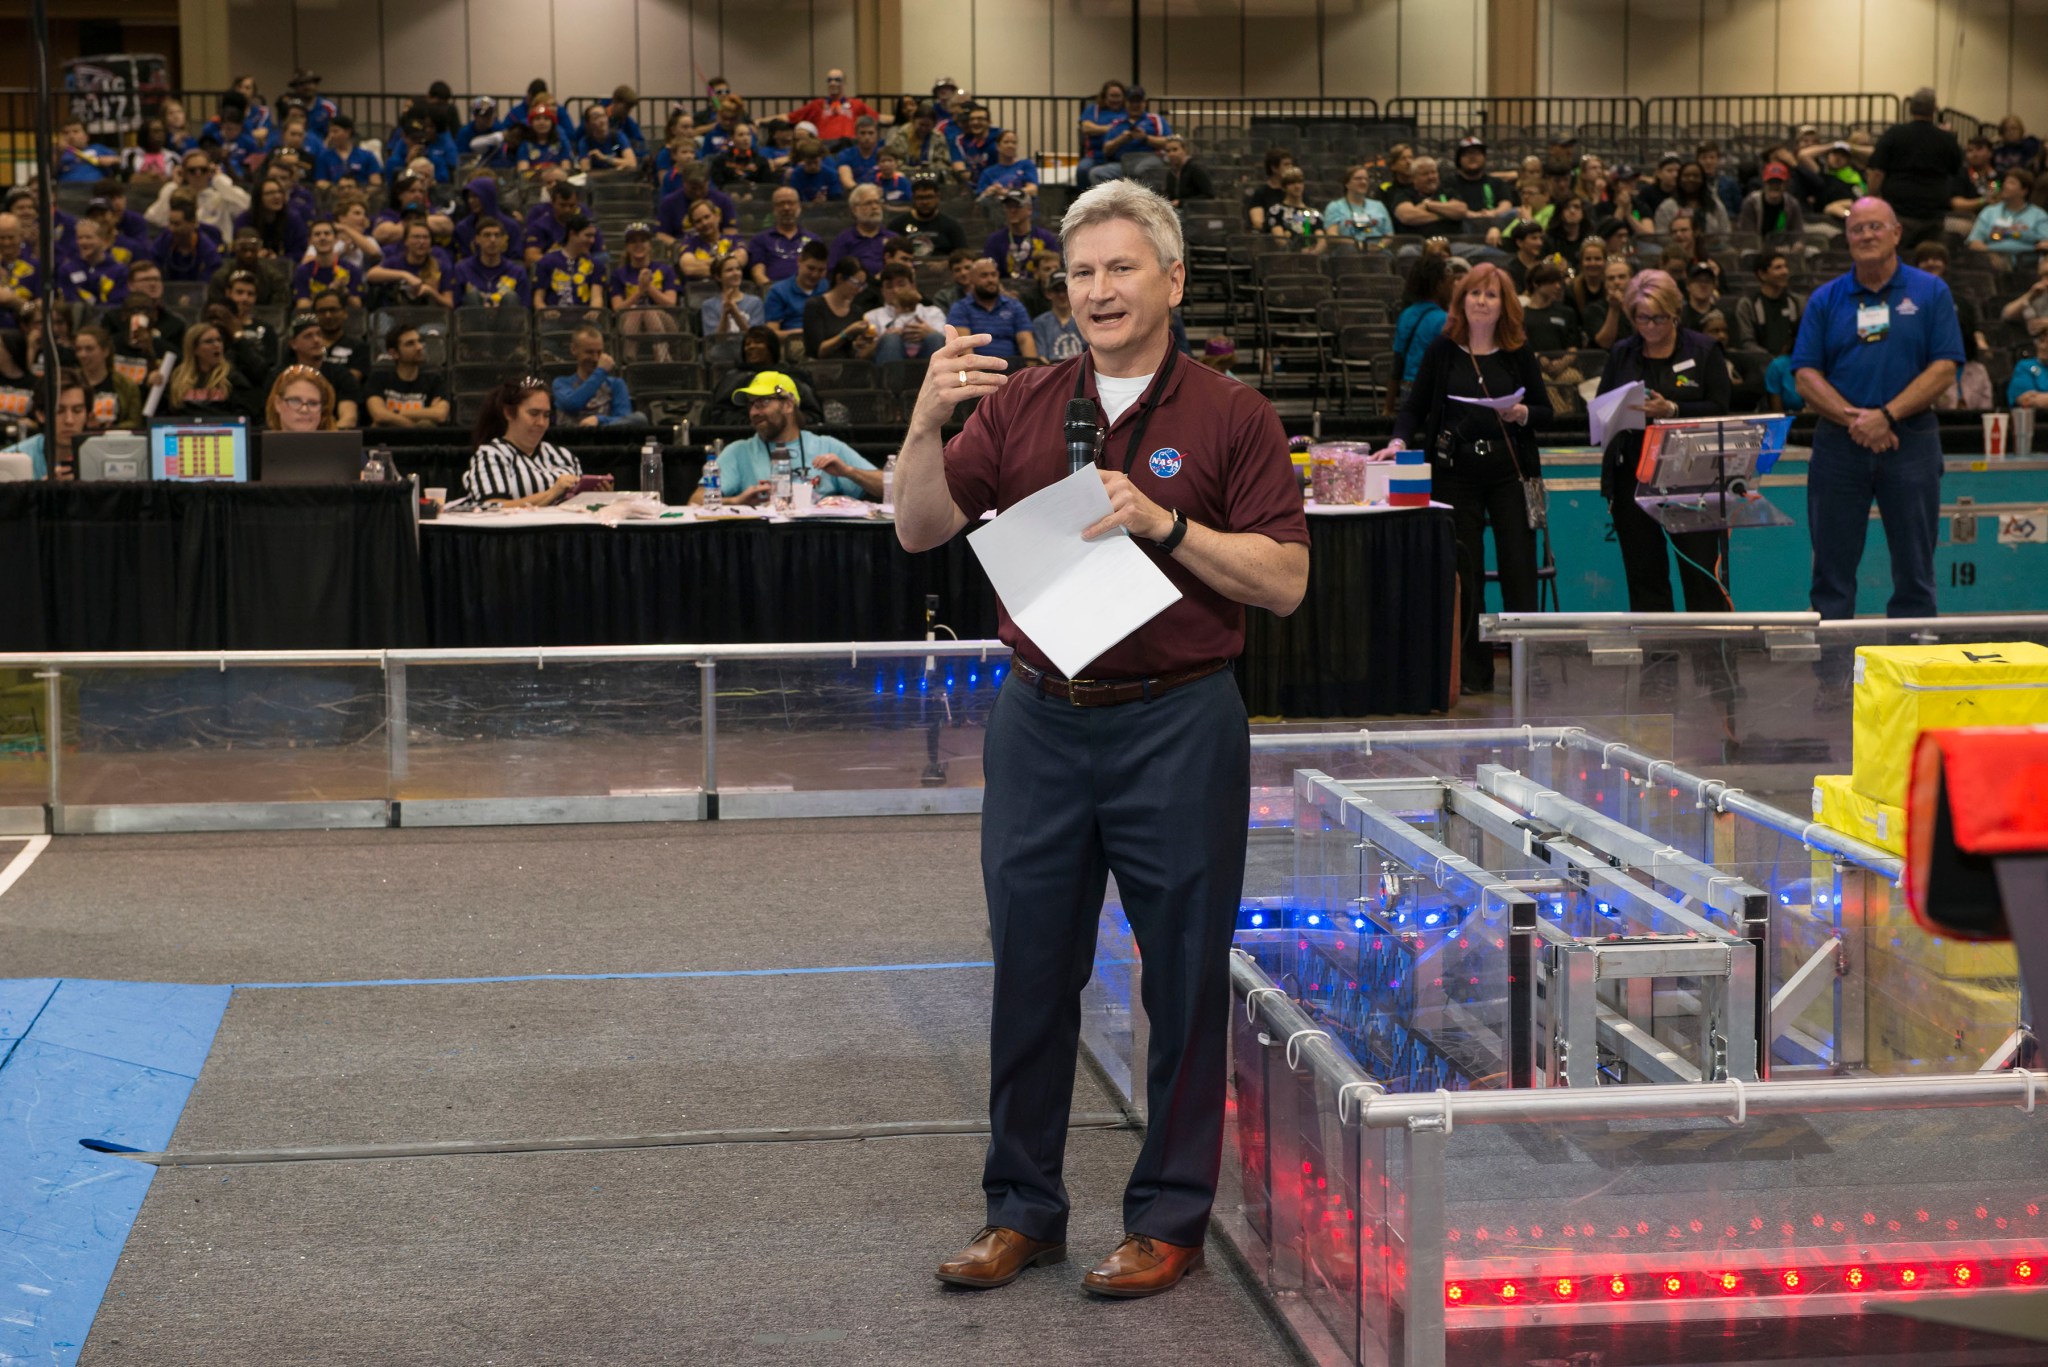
977,668,1249,1248
1807,414,1943,620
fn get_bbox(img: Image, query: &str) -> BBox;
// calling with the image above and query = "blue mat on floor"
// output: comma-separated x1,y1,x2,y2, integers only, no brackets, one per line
0,979,230,1367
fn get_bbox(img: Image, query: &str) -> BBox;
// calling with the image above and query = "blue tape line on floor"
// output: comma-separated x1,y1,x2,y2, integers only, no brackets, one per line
0,979,231,1367
235,960,997,990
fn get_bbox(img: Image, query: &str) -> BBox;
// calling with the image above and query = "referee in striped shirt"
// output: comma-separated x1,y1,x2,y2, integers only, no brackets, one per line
462,376,584,506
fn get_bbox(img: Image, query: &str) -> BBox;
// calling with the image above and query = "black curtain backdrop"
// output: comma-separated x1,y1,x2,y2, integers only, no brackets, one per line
0,483,425,650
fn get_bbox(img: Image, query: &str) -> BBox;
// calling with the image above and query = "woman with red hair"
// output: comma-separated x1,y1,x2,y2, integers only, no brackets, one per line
1379,261,1551,694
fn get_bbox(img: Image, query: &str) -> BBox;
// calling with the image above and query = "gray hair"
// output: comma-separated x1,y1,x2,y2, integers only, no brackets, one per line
848,182,882,207
1411,155,1439,175
1059,179,1183,269
854,115,877,133
1908,87,1938,117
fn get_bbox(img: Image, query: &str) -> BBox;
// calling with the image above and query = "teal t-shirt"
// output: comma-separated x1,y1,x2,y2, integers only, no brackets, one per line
717,431,875,498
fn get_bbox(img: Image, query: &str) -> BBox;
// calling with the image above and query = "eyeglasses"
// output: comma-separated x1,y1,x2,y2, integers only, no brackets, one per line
278,395,322,411
1846,221,1896,238
1633,312,1673,326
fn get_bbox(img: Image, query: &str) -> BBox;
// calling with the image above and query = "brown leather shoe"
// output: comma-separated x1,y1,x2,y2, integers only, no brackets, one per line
934,1225,1066,1289
1081,1233,1206,1298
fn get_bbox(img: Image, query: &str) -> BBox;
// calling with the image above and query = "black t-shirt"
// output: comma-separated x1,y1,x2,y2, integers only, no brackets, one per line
887,210,966,257
1165,161,1215,204
1522,299,1583,353
364,364,450,419
321,337,371,388
1439,172,1502,218
802,293,861,358
1753,292,1799,356
1955,295,1982,361
1871,120,1963,219
1244,183,1287,226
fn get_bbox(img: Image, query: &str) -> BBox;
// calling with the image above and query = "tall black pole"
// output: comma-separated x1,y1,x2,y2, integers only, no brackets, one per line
29,0,57,433
1131,0,1141,89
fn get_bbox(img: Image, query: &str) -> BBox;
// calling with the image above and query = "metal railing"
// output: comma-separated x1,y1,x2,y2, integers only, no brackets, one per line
1482,610,2048,725
0,86,1981,175
0,639,1012,834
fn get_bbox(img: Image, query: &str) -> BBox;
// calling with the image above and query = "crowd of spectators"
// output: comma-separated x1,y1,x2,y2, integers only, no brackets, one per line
3,69,2039,511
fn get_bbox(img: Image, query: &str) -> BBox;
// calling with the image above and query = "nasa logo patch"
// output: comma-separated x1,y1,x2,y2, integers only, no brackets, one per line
1148,447,1184,478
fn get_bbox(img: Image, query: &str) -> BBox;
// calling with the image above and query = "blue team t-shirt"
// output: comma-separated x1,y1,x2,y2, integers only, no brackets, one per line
317,145,381,184
945,293,1033,359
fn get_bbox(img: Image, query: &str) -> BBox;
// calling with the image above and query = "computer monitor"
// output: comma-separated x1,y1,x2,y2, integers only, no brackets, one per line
150,419,250,483
0,450,33,482
78,433,152,481
259,430,366,484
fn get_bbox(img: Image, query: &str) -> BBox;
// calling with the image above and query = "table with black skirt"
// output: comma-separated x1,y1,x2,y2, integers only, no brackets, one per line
0,482,425,651
418,504,1456,717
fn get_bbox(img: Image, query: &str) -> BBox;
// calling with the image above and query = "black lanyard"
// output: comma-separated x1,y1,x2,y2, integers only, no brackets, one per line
1069,345,1179,474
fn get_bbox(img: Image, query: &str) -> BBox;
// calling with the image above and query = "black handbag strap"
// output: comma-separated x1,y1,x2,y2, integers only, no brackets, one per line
1465,345,1529,481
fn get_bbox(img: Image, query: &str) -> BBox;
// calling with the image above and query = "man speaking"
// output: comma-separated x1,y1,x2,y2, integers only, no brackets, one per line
894,182,1309,1299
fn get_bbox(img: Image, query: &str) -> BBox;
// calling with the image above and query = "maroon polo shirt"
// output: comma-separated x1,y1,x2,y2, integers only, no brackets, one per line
944,352,1308,678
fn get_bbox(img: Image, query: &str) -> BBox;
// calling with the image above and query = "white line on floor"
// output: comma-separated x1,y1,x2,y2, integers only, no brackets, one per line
0,835,50,900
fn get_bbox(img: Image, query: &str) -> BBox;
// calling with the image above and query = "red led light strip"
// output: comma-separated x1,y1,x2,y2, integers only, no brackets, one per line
1445,1256,2042,1308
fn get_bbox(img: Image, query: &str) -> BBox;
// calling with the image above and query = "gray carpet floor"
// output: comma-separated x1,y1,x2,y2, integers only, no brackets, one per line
0,818,992,983
0,819,1298,1366
84,1131,1296,1367
169,969,1115,1151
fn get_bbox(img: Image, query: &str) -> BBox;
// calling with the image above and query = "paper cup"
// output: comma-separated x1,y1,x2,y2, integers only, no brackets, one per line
1982,412,2009,458
2010,406,2036,457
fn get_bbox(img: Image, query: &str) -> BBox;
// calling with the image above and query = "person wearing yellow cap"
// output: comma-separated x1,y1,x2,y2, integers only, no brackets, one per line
689,370,881,505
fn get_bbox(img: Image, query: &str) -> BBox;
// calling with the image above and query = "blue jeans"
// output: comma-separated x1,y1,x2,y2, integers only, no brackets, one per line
1088,153,1165,191
872,331,932,365
1807,414,1943,619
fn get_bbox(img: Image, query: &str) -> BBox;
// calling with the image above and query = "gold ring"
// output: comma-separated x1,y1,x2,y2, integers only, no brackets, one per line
957,370,967,387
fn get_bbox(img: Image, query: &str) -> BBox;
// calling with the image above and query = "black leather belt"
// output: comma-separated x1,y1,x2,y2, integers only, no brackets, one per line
1010,658,1229,707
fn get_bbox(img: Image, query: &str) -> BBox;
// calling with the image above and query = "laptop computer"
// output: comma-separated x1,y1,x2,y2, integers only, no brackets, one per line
259,430,366,484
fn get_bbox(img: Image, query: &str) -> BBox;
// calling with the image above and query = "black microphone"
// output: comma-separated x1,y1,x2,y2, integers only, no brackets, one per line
1065,398,1100,475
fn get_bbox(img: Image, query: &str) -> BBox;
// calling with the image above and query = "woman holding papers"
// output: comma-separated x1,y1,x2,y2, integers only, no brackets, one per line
1593,269,1733,612
1379,261,1550,695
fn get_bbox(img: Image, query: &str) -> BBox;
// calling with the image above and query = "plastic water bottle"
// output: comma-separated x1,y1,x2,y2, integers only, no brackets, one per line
360,446,396,481
881,452,897,510
770,443,793,513
638,436,663,501
699,444,722,511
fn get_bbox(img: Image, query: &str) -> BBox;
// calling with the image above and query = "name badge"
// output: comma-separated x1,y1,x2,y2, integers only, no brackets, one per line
1673,358,1696,373
1856,301,1890,342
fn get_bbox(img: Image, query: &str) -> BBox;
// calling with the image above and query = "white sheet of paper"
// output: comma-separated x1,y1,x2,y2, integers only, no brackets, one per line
1588,381,1647,447
1447,387,1525,412
967,466,1183,678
